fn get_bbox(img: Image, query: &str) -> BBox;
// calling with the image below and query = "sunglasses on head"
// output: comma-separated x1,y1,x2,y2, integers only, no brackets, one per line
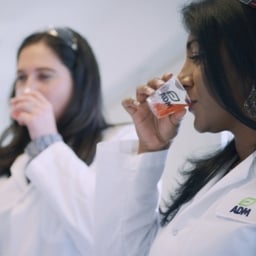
46,27,78,51
240,0,256,8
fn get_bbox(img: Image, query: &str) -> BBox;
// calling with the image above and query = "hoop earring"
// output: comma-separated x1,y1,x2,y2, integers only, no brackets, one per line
243,85,256,120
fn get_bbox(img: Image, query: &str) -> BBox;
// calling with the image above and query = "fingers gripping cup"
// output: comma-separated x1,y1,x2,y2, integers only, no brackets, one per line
146,76,190,119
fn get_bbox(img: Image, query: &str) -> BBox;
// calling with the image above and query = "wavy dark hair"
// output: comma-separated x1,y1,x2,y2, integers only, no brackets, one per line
0,27,110,177
161,0,256,225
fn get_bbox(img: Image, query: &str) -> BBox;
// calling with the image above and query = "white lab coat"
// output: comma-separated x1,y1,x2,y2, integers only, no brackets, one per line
0,124,137,256
95,140,256,256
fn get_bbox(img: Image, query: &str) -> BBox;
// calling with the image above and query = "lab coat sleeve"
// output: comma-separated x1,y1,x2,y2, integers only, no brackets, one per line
94,140,168,256
25,141,94,255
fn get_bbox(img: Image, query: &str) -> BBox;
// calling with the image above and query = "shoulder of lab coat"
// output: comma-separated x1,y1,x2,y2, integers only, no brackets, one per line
22,125,135,255
25,141,94,255
149,151,256,256
0,125,137,255
0,142,93,255
94,139,168,256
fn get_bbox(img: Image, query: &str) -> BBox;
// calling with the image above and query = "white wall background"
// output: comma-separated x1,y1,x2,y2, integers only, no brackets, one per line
0,0,187,128
0,0,223,200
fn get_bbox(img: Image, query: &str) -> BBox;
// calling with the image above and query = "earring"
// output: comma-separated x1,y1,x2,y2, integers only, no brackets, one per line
243,85,256,120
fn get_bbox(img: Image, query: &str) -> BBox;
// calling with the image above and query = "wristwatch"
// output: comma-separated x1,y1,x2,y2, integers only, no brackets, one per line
25,134,63,159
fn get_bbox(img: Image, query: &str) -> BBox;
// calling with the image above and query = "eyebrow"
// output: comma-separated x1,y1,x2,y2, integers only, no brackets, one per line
17,67,56,73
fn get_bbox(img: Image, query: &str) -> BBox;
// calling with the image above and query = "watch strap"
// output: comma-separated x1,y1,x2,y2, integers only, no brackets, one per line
25,134,63,159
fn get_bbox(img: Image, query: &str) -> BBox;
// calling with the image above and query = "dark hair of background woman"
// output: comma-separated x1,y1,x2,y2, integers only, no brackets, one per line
160,0,256,225
0,27,111,176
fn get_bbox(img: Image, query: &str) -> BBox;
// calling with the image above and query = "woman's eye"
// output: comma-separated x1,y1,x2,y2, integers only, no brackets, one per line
189,53,203,64
16,74,26,82
38,73,52,80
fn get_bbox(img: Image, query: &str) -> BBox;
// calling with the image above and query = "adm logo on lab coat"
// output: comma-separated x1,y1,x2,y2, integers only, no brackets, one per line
216,190,256,224
229,197,256,217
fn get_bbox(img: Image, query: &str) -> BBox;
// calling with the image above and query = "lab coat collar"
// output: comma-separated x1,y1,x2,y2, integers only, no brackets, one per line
216,151,256,187
190,151,255,204
170,151,256,228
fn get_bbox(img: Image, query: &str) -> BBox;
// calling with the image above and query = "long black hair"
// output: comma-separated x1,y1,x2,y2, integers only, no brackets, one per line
183,0,256,129
161,0,256,225
0,27,110,177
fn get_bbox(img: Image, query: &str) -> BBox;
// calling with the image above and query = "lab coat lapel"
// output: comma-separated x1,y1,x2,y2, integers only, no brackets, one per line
171,152,256,227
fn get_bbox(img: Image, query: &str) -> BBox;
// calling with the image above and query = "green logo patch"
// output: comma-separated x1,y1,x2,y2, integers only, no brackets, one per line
238,197,256,207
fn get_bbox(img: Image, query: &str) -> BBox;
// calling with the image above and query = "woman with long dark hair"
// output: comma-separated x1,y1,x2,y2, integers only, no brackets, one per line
95,1,256,255
0,27,135,256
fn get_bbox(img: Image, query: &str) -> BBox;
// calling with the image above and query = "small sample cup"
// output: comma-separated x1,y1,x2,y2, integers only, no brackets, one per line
146,76,190,119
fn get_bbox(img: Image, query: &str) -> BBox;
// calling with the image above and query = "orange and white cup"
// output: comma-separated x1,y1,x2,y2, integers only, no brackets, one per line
146,76,190,119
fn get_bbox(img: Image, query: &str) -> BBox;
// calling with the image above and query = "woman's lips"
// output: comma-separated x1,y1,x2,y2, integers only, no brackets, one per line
188,100,197,112
185,97,191,105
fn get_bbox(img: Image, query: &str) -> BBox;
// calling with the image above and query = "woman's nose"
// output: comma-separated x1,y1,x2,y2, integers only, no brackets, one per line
24,76,40,90
178,74,193,90
177,60,194,89
16,79,37,96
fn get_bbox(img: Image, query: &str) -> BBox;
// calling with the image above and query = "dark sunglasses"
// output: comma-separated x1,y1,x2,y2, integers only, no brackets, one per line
240,0,256,8
46,27,78,51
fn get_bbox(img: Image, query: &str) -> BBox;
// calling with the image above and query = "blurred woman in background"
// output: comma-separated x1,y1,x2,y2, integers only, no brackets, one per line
0,26,135,256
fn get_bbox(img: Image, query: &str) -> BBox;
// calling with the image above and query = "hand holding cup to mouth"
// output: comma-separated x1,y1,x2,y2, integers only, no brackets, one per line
122,73,188,153
10,87,58,140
